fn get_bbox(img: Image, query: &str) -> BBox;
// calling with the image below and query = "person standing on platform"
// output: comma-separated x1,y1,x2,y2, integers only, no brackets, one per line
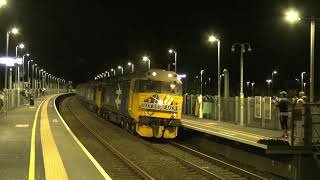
277,91,290,138
294,91,307,145
0,91,4,113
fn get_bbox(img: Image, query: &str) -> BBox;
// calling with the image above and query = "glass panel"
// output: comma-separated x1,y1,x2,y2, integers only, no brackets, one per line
136,80,182,95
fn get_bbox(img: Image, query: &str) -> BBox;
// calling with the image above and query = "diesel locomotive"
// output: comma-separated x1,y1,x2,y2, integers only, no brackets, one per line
76,69,183,138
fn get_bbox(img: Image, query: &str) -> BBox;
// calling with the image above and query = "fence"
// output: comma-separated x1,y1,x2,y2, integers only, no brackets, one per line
3,88,70,111
183,94,282,130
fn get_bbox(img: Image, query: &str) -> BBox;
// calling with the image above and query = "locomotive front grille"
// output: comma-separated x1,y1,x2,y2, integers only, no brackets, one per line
139,116,181,127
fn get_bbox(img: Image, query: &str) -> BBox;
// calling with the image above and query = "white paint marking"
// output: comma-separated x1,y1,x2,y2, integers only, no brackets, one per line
16,124,29,128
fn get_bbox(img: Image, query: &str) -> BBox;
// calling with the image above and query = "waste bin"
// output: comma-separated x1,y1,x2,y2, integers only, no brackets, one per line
30,97,34,106
203,101,213,118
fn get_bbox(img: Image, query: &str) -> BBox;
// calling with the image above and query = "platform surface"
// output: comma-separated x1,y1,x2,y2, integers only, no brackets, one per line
0,94,110,180
181,115,289,149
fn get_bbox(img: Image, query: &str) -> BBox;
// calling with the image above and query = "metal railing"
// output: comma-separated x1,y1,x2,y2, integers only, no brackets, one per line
2,88,69,112
183,94,282,130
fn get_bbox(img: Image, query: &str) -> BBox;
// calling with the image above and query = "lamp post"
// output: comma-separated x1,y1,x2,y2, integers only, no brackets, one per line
266,79,272,96
271,70,277,95
15,43,25,105
128,62,134,73
251,82,255,97
168,49,177,72
105,71,110,77
110,68,115,76
208,35,221,122
118,65,124,75
35,66,39,90
231,42,252,126
284,9,317,102
39,69,43,89
223,69,229,98
22,53,30,84
246,81,250,95
27,59,33,89
301,72,306,92
15,43,24,57
142,56,150,70
32,64,37,90
199,70,205,118
5,27,19,89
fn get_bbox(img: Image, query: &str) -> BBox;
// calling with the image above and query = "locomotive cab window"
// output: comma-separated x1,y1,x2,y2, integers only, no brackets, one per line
135,80,182,95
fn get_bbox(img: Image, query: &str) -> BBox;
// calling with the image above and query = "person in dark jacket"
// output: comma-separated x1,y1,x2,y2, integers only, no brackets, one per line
277,91,290,138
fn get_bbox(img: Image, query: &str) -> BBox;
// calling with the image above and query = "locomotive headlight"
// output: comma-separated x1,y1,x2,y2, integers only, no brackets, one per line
170,84,176,90
168,73,173,78
158,100,163,106
172,113,177,118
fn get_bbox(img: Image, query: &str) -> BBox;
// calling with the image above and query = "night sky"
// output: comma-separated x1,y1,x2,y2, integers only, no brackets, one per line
0,1,320,96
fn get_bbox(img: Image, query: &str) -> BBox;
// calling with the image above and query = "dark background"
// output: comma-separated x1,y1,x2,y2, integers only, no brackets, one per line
0,1,319,97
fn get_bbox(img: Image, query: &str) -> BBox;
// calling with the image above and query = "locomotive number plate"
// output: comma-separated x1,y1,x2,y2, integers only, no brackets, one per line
141,102,179,112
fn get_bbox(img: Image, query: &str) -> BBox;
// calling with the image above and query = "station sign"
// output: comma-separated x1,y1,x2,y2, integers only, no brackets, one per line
0,57,23,67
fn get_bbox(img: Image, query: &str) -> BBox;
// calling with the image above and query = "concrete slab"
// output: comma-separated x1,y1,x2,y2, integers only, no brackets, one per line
0,98,45,180
181,115,289,149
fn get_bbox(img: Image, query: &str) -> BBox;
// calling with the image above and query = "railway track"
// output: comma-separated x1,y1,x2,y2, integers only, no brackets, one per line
60,95,269,179
169,141,267,179
134,138,267,180
61,97,154,180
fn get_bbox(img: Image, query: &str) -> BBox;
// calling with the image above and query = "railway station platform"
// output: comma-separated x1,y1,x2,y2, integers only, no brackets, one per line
0,94,110,180
181,115,289,149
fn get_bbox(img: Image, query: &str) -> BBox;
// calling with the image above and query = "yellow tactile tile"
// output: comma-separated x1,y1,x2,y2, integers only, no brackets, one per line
40,98,69,180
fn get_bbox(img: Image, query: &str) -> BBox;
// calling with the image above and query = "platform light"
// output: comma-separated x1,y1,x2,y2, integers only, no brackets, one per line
18,43,25,49
0,57,22,65
143,56,149,61
177,74,186,80
0,0,7,8
11,27,19,34
152,72,157,76
284,9,301,23
208,35,218,43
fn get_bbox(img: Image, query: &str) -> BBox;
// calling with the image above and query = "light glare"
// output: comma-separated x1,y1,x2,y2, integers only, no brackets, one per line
143,56,149,61
19,43,25,49
285,9,301,23
11,27,19,34
208,35,217,42
0,0,7,8
152,72,157,76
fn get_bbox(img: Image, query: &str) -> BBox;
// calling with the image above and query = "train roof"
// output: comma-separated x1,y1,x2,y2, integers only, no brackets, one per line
84,69,182,85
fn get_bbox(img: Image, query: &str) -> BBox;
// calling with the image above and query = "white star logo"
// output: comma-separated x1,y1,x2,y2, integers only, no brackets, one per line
115,84,122,110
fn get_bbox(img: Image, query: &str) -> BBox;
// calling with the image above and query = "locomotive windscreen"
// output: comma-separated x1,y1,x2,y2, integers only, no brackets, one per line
135,80,182,95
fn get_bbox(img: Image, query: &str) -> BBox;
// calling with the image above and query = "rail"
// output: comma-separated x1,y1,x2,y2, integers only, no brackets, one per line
64,97,155,180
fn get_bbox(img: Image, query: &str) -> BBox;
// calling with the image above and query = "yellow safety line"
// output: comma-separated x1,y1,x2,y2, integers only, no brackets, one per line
40,97,69,180
28,98,47,180
181,119,268,139
53,96,112,180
